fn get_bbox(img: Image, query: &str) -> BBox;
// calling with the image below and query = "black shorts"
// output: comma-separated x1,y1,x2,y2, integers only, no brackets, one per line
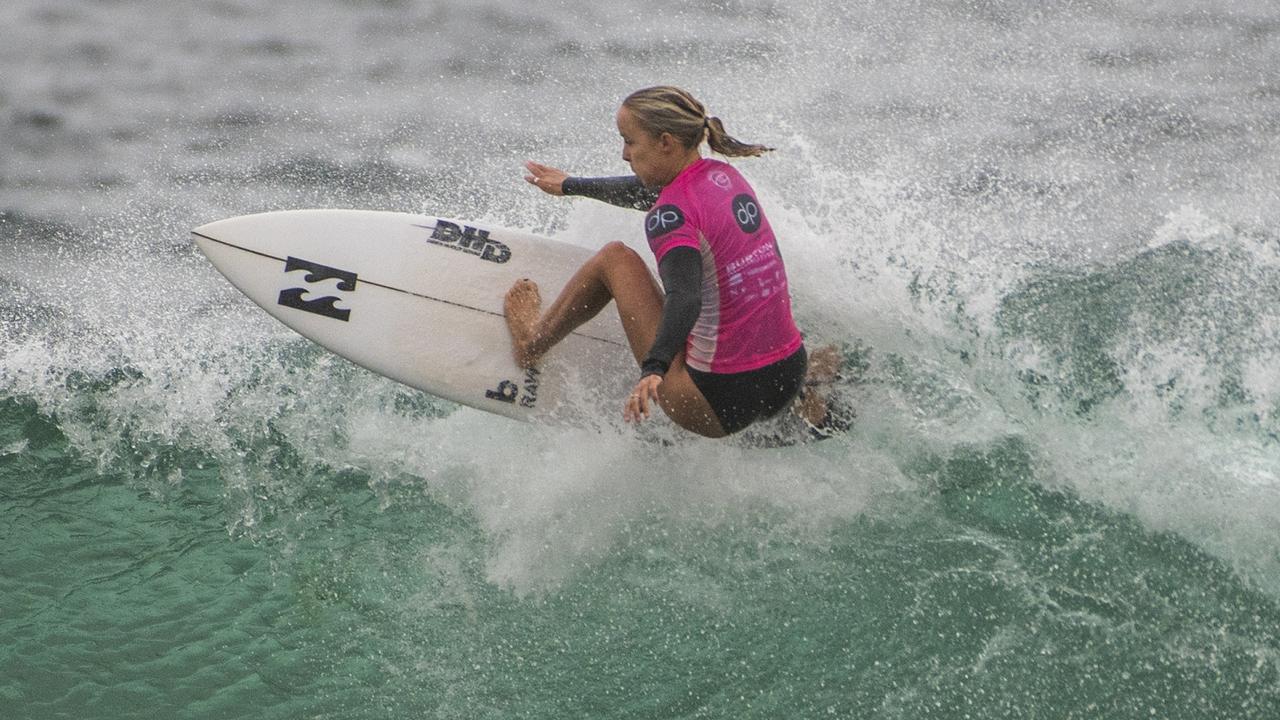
687,345,807,435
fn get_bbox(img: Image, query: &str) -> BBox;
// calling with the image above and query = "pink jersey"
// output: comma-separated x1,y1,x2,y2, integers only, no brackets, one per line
645,158,803,374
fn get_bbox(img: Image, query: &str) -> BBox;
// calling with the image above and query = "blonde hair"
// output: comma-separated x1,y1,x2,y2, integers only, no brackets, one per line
622,86,773,158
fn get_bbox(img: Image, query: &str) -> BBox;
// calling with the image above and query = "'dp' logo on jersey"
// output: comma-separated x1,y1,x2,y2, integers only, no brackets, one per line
645,204,685,241
732,194,762,234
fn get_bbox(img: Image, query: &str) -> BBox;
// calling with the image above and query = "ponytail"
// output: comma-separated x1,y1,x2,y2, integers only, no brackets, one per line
704,115,773,157
623,86,773,158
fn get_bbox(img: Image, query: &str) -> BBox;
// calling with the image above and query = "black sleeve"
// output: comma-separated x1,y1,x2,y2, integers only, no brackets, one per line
561,175,659,211
640,246,702,378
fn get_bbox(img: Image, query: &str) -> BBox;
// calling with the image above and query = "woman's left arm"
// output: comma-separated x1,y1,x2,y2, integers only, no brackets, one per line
625,246,702,422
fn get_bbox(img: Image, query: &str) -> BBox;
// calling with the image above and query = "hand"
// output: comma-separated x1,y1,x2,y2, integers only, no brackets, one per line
623,374,664,424
524,161,569,196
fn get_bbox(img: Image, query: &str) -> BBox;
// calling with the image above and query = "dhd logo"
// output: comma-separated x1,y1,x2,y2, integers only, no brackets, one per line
419,220,512,264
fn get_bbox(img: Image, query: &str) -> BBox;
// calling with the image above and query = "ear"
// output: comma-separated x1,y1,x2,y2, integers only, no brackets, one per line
657,132,680,153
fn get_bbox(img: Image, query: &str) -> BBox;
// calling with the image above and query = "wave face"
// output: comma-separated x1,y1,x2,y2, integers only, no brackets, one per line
3,0,1279,717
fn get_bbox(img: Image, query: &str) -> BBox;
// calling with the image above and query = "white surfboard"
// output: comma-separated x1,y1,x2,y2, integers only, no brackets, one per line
192,209,636,423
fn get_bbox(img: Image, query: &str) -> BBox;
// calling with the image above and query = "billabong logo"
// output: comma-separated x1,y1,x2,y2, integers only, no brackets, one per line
277,256,357,321
418,220,511,264
486,367,541,408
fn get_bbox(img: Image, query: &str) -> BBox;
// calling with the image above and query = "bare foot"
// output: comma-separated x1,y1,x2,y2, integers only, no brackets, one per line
796,344,841,427
796,391,829,428
807,344,840,384
504,279,543,368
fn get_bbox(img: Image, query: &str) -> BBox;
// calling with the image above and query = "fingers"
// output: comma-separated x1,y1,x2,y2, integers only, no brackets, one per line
524,171,549,192
623,392,646,423
523,161,567,196
524,161,550,184
623,388,647,422
623,376,663,423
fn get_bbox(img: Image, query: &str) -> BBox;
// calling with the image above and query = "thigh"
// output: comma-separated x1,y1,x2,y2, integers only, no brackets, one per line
591,245,724,438
593,242,666,365
655,355,726,438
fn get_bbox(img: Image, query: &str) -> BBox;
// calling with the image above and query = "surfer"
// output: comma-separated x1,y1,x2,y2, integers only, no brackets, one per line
506,85,832,438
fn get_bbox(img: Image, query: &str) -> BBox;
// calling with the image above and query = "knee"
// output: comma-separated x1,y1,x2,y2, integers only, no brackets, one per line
595,241,641,265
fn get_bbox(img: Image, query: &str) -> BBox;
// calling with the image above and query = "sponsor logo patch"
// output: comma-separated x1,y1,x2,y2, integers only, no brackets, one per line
417,220,512,264
277,256,357,321
486,367,541,408
645,204,686,241
732,194,762,234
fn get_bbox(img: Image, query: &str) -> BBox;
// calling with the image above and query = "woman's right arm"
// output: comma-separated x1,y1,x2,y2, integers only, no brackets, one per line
525,161,657,211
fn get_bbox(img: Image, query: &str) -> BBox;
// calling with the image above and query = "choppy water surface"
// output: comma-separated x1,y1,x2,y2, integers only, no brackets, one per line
3,1,1279,717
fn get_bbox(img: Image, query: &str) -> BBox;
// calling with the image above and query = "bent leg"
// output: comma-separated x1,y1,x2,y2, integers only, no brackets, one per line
504,241,725,437
506,241,667,367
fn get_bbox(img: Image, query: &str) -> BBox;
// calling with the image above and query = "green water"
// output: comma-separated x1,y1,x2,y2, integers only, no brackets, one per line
4,397,1277,719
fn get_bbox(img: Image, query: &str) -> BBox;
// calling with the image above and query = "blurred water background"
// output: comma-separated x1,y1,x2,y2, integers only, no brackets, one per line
2,1,1280,717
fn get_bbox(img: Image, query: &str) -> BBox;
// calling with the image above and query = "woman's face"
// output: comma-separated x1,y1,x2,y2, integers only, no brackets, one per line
616,105,677,188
